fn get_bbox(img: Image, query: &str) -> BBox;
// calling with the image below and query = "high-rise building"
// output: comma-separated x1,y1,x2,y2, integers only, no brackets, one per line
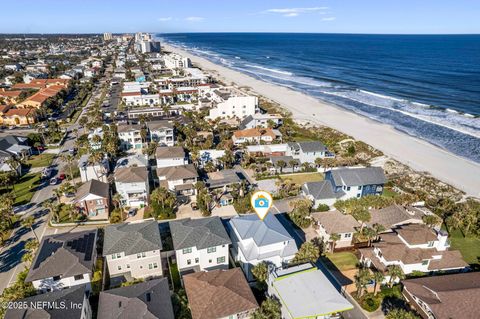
103,32,113,41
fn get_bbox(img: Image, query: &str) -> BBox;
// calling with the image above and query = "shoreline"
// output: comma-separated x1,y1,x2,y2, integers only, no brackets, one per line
163,43,480,198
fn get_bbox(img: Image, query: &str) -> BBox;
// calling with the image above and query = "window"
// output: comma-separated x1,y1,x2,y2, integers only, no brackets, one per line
53,276,61,281
112,254,117,260
428,241,435,247
422,260,429,266
153,263,158,269
187,259,191,265
195,258,199,263
117,253,121,259
118,266,122,270
358,186,362,190
209,259,212,263
74,274,84,281
344,233,352,238
96,199,103,205
217,256,226,264
183,247,192,254
149,263,153,270
142,252,146,258
347,186,351,191
146,293,151,302
207,247,216,253
127,264,130,269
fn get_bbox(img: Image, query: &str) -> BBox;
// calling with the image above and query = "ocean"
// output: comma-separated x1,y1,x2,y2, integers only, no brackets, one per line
158,33,480,163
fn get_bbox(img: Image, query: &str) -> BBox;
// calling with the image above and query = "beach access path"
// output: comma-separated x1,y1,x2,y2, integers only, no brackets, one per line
164,43,480,198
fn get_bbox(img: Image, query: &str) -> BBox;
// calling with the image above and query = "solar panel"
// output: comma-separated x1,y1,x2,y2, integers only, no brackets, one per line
84,233,96,261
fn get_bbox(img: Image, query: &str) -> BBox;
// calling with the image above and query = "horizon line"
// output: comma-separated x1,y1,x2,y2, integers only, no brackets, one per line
1,31,480,36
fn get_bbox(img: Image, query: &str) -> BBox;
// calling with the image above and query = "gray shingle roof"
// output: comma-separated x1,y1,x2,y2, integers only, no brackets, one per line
170,217,231,250
26,230,97,282
98,278,174,319
329,167,386,186
367,204,425,230
5,285,87,319
302,180,338,200
156,164,198,181
75,179,110,202
311,210,360,234
103,220,162,256
146,120,173,130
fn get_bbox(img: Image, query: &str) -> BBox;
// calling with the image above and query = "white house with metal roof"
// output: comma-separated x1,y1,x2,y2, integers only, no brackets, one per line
103,220,163,286
227,213,298,281
267,263,353,319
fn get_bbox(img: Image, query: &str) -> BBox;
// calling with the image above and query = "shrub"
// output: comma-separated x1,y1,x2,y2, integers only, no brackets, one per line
109,208,123,224
361,293,381,312
313,204,330,212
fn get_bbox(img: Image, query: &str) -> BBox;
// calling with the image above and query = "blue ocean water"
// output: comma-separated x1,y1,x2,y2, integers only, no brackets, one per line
159,33,480,163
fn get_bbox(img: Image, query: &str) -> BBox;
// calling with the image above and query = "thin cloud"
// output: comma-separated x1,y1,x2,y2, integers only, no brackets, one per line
264,7,328,17
322,17,336,21
185,16,205,22
157,17,172,22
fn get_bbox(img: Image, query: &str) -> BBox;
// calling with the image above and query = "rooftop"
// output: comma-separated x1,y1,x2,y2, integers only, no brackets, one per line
170,217,231,250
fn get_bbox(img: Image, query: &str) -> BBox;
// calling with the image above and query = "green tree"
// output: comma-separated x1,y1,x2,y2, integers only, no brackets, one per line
354,268,373,298
372,271,384,296
171,289,192,319
252,297,281,319
292,241,320,264
387,265,405,287
21,216,39,242
329,233,341,252
288,198,312,228
276,160,286,174
351,206,371,232
251,262,269,289
422,214,441,228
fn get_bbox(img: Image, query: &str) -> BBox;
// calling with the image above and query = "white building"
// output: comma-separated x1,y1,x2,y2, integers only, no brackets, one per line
25,230,97,293
156,164,198,198
170,217,231,275
286,141,333,164
114,166,149,207
103,220,163,286
163,53,191,69
117,123,144,151
360,224,468,279
146,120,174,146
204,87,258,119
78,154,109,183
155,146,187,168
228,213,298,281
121,92,161,106
103,32,113,41
239,113,283,129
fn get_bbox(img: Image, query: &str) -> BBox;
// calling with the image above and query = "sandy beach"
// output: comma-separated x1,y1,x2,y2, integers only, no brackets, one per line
164,44,480,197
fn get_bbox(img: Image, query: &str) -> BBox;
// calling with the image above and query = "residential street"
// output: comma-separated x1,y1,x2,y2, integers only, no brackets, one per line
0,85,103,294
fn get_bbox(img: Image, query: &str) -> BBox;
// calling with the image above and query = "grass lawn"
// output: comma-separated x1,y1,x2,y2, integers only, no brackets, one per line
10,173,42,206
325,252,359,271
280,172,324,184
26,153,56,168
382,187,398,198
448,228,480,265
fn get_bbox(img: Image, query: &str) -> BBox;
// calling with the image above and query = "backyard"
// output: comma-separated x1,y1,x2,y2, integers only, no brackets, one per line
448,228,480,265
280,172,324,185
324,251,359,271
26,153,56,168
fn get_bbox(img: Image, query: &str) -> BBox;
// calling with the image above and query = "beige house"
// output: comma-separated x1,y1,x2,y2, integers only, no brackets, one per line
312,210,360,251
103,219,163,287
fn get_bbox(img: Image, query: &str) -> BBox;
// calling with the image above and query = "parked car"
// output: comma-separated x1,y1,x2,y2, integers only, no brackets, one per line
68,148,77,155
58,173,66,180
49,177,57,185
128,208,137,217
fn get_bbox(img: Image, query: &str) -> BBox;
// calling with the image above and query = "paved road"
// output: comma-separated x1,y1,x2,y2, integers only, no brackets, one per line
0,86,103,294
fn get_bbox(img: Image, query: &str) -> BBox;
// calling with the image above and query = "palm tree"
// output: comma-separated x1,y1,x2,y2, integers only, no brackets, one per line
288,159,298,172
372,271,384,296
52,188,63,203
88,151,104,180
276,160,286,174
60,153,76,181
21,216,39,242
112,193,123,210
329,233,341,252
387,265,405,287
354,268,372,298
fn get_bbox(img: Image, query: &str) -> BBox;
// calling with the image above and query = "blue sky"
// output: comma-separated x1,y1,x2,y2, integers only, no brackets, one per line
1,0,479,34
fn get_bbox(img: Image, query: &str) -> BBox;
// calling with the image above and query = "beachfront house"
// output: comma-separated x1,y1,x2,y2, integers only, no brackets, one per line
287,141,333,163
325,166,387,199
204,87,258,119
360,224,468,280
232,128,282,145
239,113,283,129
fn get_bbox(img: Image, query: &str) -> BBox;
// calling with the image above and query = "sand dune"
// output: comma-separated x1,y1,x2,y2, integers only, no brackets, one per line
164,43,480,197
